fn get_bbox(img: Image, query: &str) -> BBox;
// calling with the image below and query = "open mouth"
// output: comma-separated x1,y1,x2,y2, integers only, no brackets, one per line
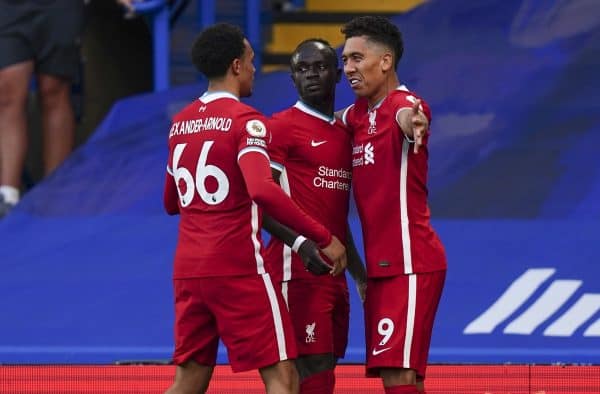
347,76,361,88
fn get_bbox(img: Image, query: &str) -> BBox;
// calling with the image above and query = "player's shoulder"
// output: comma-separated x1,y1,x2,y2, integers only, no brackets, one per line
269,106,296,123
389,85,429,107
172,99,203,122
352,97,368,112
339,99,363,127
267,107,299,138
232,101,266,122
231,106,267,140
389,85,432,121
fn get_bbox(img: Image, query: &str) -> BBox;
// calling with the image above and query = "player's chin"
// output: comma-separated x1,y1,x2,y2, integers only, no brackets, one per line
350,84,367,96
350,82,366,95
304,84,324,93
302,90,324,101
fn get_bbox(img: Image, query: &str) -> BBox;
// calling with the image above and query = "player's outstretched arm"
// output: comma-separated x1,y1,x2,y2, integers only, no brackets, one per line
396,99,429,153
346,224,367,301
238,150,346,267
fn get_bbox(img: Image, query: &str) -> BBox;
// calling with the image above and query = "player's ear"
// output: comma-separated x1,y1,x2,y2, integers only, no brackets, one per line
231,58,242,75
335,67,342,83
380,52,393,72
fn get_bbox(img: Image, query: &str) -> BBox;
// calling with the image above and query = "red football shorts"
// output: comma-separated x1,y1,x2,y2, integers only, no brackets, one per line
364,270,446,378
172,273,297,372
284,275,349,358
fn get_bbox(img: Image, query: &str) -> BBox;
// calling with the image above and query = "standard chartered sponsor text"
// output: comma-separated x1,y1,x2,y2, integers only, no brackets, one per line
313,165,351,191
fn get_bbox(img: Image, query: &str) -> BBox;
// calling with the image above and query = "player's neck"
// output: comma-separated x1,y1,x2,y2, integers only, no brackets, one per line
207,79,240,99
301,99,334,118
367,73,400,109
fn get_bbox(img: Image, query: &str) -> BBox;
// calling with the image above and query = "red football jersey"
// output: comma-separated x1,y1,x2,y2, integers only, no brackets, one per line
264,101,352,281
166,91,273,278
342,86,447,277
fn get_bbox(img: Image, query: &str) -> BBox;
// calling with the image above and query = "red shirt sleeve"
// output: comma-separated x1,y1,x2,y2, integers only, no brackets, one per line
421,98,432,124
163,171,179,215
163,136,179,215
266,116,291,170
237,150,332,248
396,93,432,124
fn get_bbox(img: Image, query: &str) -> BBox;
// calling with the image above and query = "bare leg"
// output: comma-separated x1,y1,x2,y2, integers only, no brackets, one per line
164,360,214,394
259,359,299,394
36,73,75,176
0,61,33,189
381,367,417,387
295,353,335,381
296,353,336,393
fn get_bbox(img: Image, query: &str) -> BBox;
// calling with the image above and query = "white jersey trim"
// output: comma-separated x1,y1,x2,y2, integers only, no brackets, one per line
261,273,289,361
340,105,354,126
294,101,336,124
281,281,289,309
253,203,289,360
278,167,293,282
250,202,265,275
237,146,269,162
166,165,174,176
270,161,285,173
400,138,413,274
403,274,417,368
199,91,239,103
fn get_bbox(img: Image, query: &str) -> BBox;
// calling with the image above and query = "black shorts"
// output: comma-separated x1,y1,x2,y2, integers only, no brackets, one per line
0,0,84,80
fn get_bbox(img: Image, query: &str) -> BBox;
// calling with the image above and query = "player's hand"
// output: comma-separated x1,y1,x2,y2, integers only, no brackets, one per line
321,235,347,276
297,238,333,275
411,99,429,153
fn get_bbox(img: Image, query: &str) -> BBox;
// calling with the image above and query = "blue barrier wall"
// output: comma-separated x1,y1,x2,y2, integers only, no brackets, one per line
1,0,599,364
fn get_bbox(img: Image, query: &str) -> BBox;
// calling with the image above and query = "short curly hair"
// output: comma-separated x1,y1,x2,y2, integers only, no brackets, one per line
190,23,246,79
291,38,339,70
341,16,404,69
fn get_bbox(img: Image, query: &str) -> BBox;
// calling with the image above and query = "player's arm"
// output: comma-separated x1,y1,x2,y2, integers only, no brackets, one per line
334,104,353,124
345,224,367,302
263,215,334,276
238,149,346,267
163,164,180,215
396,98,431,153
262,167,335,275
334,108,346,120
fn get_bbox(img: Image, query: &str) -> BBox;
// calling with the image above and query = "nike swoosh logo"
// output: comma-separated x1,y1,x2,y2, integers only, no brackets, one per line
311,140,327,147
372,347,392,356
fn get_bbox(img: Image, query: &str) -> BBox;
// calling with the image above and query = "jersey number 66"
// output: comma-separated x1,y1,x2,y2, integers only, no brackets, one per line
172,141,230,206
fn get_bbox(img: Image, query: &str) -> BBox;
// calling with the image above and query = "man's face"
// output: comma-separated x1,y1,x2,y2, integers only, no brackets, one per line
239,39,256,97
342,36,388,99
290,42,340,106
